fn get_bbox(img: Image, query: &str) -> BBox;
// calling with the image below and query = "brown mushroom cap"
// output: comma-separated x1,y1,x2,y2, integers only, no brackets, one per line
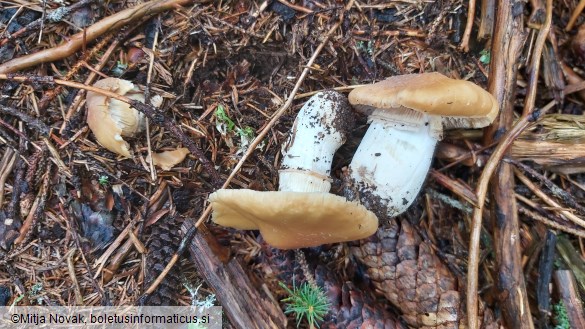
209,189,378,249
348,72,498,129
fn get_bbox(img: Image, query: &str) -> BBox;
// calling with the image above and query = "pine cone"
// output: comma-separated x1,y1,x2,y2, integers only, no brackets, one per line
139,215,182,306
352,218,460,328
352,217,499,329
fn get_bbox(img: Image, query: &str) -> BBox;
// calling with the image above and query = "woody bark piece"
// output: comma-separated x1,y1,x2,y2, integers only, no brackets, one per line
536,231,556,328
478,0,495,40
553,270,585,329
483,0,533,328
542,42,565,105
184,221,287,329
438,114,585,174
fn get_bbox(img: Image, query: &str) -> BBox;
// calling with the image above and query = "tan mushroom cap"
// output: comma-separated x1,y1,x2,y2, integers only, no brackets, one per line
348,72,499,129
86,78,145,158
209,189,378,249
149,148,190,170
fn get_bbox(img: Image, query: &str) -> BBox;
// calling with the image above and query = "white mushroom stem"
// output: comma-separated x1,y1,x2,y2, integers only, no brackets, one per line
279,91,353,193
348,109,441,217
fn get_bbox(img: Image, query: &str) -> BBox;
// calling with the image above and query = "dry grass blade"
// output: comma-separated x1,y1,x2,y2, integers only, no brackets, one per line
0,149,16,209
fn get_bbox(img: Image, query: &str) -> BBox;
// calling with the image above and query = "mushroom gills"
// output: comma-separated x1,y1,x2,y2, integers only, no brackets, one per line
349,113,438,217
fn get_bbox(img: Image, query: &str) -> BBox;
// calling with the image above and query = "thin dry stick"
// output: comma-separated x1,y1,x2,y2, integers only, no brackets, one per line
145,21,160,182
467,115,538,329
514,168,585,229
294,84,367,99
59,27,142,133
0,149,16,208
0,0,192,73
66,248,83,305
142,0,356,296
516,202,585,238
467,1,552,327
566,0,585,31
523,3,551,116
460,0,477,52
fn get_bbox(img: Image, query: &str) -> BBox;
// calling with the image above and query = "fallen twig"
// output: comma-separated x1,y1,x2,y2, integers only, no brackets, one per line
460,0,477,51
0,0,193,73
566,0,585,31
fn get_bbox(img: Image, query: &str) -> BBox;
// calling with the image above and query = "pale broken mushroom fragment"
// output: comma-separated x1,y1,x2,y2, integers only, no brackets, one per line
209,91,378,249
86,77,146,158
347,72,498,217
149,148,190,170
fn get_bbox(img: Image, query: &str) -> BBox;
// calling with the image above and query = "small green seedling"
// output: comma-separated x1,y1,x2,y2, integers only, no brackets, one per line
214,105,236,133
356,40,374,56
98,175,109,186
479,49,491,64
111,61,129,77
279,280,330,328
236,126,254,140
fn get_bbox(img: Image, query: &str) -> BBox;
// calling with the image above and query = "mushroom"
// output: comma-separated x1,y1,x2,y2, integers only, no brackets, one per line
149,148,190,171
347,72,498,217
86,77,146,158
209,91,378,249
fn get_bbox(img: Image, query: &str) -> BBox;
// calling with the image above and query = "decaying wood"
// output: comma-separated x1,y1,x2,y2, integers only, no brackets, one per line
553,270,585,329
511,114,585,173
438,113,585,174
561,62,585,102
429,170,478,206
541,41,565,105
184,222,287,329
536,231,556,329
479,0,533,328
556,235,585,294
